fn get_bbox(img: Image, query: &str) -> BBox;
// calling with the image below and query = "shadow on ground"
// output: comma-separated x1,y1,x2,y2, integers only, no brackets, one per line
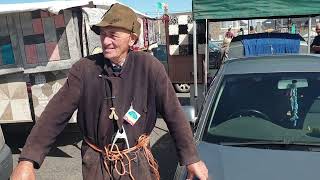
152,132,179,180
3,123,179,179
2,123,82,157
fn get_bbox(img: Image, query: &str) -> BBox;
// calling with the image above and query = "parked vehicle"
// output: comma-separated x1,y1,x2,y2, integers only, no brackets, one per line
0,125,13,180
152,41,221,93
208,40,222,69
174,54,320,180
174,0,320,179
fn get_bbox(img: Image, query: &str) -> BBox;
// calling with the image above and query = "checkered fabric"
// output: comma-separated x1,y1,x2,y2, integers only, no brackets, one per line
0,9,81,70
30,70,77,122
20,10,71,64
0,15,16,65
0,73,32,123
168,14,206,55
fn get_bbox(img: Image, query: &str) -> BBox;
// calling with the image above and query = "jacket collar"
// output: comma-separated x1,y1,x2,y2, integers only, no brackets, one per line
101,51,134,78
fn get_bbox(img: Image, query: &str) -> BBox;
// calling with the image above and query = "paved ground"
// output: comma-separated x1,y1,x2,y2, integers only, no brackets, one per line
3,93,190,180
4,118,178,180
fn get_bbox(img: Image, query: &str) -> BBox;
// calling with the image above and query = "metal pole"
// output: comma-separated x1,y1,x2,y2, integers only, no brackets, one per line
204,19,208,95
157,10,161,42
308,17,312,54
193,20,198,98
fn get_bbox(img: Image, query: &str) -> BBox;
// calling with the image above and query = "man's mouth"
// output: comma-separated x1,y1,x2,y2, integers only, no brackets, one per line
104,48,114,52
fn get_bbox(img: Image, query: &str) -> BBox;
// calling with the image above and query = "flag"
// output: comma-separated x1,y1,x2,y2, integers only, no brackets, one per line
156,2,162,10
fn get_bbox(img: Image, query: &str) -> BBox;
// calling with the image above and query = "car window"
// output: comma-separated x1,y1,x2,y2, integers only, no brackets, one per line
203,72,320,144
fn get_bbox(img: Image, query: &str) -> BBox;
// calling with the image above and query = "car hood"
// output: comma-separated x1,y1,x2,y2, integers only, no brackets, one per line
198,141,320,180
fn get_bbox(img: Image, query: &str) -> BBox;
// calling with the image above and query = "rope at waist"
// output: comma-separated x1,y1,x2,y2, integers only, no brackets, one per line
84,134,160,180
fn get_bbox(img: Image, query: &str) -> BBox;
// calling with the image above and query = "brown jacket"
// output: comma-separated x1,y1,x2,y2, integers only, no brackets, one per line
20,51,199,178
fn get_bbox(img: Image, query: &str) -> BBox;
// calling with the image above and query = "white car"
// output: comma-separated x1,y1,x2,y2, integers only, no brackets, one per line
0,125,13,180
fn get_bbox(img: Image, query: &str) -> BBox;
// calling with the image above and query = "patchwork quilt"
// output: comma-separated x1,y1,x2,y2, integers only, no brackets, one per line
30,70,77,122
0,73,32,123
0,9,80,67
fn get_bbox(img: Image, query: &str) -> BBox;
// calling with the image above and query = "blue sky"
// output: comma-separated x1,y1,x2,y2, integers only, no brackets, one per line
118,0,192,16
0,0,192,16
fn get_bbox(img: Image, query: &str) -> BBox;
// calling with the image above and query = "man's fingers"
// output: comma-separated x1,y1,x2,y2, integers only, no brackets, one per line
186,172,194,180
199,175,207,180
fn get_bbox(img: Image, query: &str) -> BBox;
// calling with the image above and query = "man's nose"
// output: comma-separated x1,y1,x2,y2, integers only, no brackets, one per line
102,36,113,45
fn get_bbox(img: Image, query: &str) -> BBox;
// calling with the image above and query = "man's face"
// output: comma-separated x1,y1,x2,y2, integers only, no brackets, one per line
316,26,320,35
99,26,136,63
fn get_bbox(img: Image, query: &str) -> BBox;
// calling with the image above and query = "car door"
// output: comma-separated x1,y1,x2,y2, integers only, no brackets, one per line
0,125,13,180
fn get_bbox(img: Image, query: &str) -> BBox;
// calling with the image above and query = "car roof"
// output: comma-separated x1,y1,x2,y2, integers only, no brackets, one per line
222,54,320,75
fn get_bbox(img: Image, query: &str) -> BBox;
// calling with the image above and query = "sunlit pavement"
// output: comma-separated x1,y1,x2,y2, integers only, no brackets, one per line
5,93,189,179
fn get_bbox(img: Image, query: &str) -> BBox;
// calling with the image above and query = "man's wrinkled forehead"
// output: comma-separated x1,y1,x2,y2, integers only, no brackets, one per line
99,26,131,35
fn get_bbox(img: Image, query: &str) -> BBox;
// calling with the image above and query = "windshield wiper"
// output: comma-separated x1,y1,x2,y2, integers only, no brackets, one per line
220,140,287,146
220,141,320,147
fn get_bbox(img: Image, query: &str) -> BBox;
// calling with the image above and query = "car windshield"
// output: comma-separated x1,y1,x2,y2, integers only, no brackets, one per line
203,72,320,145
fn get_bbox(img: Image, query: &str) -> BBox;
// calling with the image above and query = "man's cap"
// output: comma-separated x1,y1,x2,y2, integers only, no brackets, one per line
92,3,141,37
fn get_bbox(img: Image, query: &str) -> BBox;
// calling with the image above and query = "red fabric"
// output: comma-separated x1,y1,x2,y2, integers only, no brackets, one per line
54,14,65,28
46,42,60,61
225,31,234,38
25,45,38,64
32,18,43,34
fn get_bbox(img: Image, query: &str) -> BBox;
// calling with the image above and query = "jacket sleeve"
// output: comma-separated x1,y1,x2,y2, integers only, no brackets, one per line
154,63,200,166
19,60,83,168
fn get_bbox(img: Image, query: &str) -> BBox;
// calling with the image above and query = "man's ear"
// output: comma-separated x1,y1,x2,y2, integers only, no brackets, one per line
129,33,139,46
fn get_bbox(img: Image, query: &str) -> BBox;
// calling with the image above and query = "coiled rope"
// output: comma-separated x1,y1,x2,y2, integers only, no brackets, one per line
84,134,160,180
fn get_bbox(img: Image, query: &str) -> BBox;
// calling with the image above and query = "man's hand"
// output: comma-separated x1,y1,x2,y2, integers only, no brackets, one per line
11,161,36,180
186,160,209,180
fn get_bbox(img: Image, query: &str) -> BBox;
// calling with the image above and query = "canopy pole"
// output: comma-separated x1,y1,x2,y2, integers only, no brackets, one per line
204,19,208,95
193,20,198,100
157,10,161,42
308,17,312,54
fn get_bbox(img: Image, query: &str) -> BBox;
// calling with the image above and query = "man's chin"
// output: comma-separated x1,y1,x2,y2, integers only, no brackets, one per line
103,53,114,59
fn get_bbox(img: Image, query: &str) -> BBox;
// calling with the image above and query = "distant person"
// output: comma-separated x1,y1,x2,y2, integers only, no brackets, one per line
238,28,244,36
311,23,320,54
249,26,256,34
225,28,234,39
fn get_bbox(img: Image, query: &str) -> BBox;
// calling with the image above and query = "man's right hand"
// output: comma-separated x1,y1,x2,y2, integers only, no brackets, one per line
11,161,36,180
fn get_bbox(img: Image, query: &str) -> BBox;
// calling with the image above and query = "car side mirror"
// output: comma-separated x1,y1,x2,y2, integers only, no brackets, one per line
181,106,197,124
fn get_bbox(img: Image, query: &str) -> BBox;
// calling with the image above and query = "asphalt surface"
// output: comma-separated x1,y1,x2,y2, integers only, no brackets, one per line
3,93,190,180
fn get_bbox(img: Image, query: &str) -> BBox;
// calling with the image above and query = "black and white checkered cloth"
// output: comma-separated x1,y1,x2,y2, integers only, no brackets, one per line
168,14,206,56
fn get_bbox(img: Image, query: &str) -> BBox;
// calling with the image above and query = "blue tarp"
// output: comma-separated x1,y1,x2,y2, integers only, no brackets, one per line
240,33,301,57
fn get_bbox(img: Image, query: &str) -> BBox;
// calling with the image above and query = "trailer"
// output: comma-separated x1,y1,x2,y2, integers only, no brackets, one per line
0,0,157,124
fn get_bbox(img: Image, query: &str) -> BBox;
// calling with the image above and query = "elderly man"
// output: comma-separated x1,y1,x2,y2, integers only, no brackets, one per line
11,3,208,180
311,23,320,54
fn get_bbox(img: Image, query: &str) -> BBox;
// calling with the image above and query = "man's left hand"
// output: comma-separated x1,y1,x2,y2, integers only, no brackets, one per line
186,160,209,180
